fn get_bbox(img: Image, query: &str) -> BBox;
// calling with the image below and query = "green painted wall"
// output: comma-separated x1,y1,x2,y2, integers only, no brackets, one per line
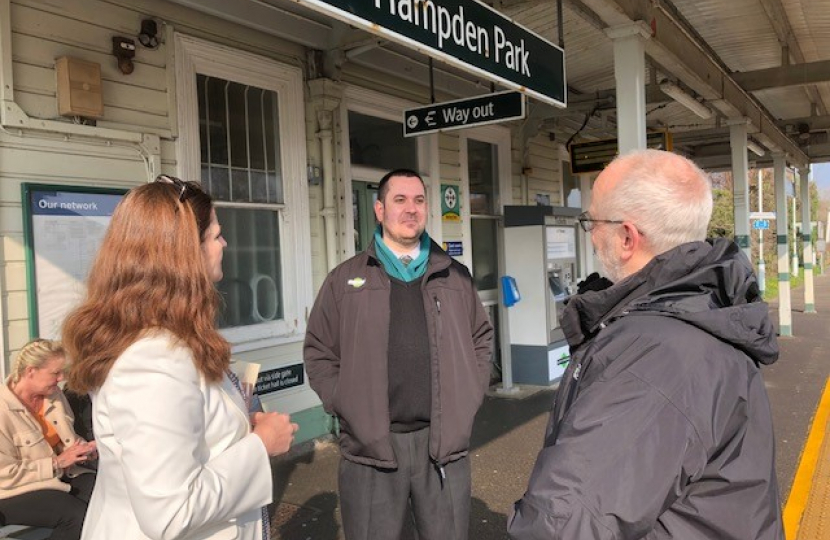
291,405,334,444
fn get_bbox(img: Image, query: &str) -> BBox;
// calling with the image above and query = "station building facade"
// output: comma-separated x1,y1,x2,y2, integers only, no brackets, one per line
0,0,581,442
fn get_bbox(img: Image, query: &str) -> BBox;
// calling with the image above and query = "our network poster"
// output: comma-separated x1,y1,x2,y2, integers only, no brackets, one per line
23,185,125,339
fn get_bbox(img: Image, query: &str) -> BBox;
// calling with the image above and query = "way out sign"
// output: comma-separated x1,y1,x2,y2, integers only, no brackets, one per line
404,91,525,137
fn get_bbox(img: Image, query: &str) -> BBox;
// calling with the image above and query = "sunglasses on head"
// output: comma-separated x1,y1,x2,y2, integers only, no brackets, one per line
154,174,195,202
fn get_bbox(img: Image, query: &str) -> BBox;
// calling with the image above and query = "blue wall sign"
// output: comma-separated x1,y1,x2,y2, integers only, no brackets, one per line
443,241,464,256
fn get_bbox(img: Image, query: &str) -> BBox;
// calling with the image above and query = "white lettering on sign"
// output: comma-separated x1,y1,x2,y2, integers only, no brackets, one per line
38,199,99,211
439,102,496,126
373,0,532,76
472,102,494,118
442,107,470,124
494,27,530,76
255,365,305,395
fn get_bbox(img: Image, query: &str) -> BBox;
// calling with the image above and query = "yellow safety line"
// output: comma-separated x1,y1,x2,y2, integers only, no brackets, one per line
783,376,830,540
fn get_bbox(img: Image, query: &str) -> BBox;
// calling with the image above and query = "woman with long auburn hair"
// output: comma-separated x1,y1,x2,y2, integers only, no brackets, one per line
62,176,297,540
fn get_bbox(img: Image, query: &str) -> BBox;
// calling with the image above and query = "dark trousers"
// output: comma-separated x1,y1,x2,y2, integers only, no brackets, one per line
339,429,471,540
0,474,95,540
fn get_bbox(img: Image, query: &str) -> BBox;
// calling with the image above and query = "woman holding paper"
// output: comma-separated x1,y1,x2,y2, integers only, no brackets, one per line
63,175,297,540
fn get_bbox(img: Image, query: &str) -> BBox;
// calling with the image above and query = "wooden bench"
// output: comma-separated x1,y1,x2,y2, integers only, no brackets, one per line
0,525,51,540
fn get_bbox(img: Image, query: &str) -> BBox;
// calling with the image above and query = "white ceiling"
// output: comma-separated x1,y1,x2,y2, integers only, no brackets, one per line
169,0,830,168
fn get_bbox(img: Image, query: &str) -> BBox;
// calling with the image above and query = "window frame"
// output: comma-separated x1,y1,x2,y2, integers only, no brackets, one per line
459,126,512,305
174,33,312,349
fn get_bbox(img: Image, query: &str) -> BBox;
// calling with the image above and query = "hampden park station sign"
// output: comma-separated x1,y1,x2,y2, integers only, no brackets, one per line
298,0,567,108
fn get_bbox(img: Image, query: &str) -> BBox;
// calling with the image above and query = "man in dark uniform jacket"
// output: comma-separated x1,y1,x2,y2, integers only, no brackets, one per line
305,169,493,540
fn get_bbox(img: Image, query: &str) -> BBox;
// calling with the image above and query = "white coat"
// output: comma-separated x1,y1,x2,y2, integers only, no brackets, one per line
80,331,272,540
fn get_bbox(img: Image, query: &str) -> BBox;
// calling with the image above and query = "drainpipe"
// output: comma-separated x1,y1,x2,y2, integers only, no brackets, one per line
318,110,338,271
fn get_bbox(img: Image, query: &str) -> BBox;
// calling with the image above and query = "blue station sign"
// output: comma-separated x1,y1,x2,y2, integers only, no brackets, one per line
296,0,566,108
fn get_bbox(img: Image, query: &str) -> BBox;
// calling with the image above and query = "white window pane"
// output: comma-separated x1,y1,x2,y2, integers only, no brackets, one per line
348,111,418,171
208,166,230,201
198,75,283,204
198,79,209,163
471,218,499,291
248,88,266,170
263,92,283,204
563,165,581,208
202,76,229,166
251,170,269,203
231,168,250,202
215,207,283,328
468,139,498,215
228,84,248,169
267,172,281,205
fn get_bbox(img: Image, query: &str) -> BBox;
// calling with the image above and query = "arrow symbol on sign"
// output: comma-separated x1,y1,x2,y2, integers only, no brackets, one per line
425,111,436,127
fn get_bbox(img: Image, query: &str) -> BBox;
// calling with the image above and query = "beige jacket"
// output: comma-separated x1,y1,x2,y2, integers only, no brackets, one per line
0,382,87,498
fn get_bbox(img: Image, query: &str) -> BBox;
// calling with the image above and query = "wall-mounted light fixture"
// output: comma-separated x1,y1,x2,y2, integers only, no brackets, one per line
747,139,766,157
659,81,713,119
112,36,136,75
138,19,160,49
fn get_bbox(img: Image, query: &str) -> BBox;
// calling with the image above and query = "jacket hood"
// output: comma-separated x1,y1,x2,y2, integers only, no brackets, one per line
563,238,778,366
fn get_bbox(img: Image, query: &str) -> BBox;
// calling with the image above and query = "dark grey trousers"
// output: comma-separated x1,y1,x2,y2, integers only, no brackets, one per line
338,429,471,540
0,473,95,540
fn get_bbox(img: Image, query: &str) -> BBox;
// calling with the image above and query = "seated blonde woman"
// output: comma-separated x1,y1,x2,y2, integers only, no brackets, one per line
0,339,96,540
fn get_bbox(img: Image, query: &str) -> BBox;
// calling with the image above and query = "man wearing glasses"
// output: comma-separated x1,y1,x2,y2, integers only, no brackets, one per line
509,150,783,539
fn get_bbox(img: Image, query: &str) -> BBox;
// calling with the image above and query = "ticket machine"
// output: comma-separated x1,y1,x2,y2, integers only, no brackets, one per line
503,205,583,385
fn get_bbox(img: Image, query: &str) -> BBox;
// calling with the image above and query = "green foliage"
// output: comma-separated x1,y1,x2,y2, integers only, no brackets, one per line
810,181,821,221
762,272,803,301
708,188,734,238
704,169,828,303
707,169,817,289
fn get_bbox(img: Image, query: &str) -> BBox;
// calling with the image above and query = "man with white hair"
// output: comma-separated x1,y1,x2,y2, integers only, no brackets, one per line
508,150,783,539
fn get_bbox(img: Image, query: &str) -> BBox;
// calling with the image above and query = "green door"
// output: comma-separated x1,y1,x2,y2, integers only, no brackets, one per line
352,181,379,252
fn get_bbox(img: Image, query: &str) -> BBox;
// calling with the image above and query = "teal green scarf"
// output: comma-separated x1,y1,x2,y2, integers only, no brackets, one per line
373,226,430,283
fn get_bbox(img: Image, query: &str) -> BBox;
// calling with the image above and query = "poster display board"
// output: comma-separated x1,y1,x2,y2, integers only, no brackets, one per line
22,184,126,339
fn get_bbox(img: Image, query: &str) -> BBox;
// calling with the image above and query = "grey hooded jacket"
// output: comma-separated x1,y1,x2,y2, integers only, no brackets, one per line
509,239,783,540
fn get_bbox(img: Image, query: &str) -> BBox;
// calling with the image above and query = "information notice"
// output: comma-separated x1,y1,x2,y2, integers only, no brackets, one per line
255,364,305,395
24,185,125,339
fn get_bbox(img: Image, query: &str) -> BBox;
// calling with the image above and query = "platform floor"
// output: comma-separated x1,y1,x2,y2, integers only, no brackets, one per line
787,379,830,540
